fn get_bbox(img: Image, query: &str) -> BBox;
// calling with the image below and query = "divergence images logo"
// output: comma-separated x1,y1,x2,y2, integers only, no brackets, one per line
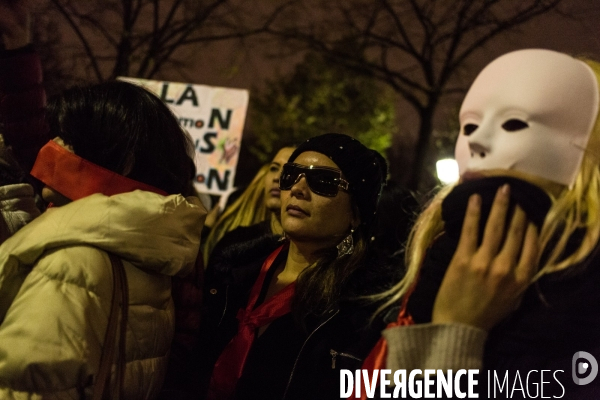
572,351,598,386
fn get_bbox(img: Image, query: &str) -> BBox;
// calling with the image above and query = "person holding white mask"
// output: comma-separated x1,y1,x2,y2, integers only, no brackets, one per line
368,49,600,398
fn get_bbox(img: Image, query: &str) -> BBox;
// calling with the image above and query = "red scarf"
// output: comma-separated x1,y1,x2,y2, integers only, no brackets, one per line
356,237,445,399
355,296,414,399
30,140,167,201
208,245,295,400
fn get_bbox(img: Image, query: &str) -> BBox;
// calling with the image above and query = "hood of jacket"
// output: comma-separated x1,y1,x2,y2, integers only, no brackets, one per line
0,190,206,277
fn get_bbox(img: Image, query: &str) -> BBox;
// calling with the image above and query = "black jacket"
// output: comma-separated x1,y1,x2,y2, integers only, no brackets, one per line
195,233,395,400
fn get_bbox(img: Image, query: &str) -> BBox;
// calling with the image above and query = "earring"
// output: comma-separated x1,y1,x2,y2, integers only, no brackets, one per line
336,229,354,258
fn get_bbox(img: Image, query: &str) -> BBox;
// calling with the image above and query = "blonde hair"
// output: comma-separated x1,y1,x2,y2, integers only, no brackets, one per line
374,58,600,314
202,164,283,264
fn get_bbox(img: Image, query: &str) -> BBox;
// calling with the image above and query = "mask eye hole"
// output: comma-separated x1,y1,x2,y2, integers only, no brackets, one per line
463,124,478,136
502,119,529,132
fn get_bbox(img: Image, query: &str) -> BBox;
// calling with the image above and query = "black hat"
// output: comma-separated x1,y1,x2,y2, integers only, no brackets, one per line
288,133,388,230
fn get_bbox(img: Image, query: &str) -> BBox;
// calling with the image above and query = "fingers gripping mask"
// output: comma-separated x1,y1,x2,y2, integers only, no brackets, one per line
456,49,600,187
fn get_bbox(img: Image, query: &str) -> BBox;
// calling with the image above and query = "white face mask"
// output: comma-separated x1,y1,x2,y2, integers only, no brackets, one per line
456,49,599,186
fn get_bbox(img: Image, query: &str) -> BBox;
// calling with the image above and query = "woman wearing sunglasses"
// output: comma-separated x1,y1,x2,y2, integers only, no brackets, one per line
197,133,390,400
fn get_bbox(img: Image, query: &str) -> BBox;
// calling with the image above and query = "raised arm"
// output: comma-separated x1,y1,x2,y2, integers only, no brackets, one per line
385,184,539,372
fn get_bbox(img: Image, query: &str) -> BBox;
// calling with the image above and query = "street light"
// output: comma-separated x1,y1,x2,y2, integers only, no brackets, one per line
436,158,459,185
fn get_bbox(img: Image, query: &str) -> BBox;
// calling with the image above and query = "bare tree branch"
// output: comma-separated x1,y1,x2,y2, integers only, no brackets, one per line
259,0,565,188
49,0,104,81
46,0,275,83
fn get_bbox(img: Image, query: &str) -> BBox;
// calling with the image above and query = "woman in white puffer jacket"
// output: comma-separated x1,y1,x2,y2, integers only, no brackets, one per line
0,81,206,399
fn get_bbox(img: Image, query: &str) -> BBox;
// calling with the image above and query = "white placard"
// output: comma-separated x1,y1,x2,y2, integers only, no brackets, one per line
120,77,249,196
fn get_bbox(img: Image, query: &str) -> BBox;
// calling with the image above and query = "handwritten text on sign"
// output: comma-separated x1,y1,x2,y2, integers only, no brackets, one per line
120,77,249,195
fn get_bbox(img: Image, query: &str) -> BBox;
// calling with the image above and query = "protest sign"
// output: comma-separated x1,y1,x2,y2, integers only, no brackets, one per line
120,77,249,196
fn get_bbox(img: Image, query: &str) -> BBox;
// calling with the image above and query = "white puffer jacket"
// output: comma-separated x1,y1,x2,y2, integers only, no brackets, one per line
0,190,206,399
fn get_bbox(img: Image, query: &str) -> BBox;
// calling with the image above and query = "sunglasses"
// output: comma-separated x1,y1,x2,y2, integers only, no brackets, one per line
279,163,350,197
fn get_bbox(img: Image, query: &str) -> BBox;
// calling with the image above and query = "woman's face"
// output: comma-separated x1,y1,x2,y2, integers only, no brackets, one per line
264,147,295,214
280,151,357,248
40,137,72,207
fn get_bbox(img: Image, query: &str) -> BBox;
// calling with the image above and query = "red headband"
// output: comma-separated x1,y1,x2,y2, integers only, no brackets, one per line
30,140,167,201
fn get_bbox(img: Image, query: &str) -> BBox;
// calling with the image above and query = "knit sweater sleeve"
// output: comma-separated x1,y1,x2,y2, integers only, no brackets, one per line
383,323,487,372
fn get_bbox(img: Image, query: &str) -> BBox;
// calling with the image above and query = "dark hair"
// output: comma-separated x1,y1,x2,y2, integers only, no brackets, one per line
46,81,195,195
293,226,369,327
370,180,419,264
290,133,388,327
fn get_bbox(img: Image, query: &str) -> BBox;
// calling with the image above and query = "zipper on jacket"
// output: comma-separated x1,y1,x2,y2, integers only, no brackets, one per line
330,349,363,369
282,309,340,399
217,285,229,327
330,349,337,369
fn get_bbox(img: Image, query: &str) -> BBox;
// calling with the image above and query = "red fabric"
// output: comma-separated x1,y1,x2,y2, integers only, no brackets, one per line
208,245,294,400
30,140,167,200
356,299,414,399
356,242,439,399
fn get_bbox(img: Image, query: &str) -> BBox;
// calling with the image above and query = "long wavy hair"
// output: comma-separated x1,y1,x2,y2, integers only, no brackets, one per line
203,165,283,264
372,58,600,315
292,205,370,327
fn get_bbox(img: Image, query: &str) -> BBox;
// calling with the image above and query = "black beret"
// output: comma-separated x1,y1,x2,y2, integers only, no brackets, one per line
288,133,388,230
